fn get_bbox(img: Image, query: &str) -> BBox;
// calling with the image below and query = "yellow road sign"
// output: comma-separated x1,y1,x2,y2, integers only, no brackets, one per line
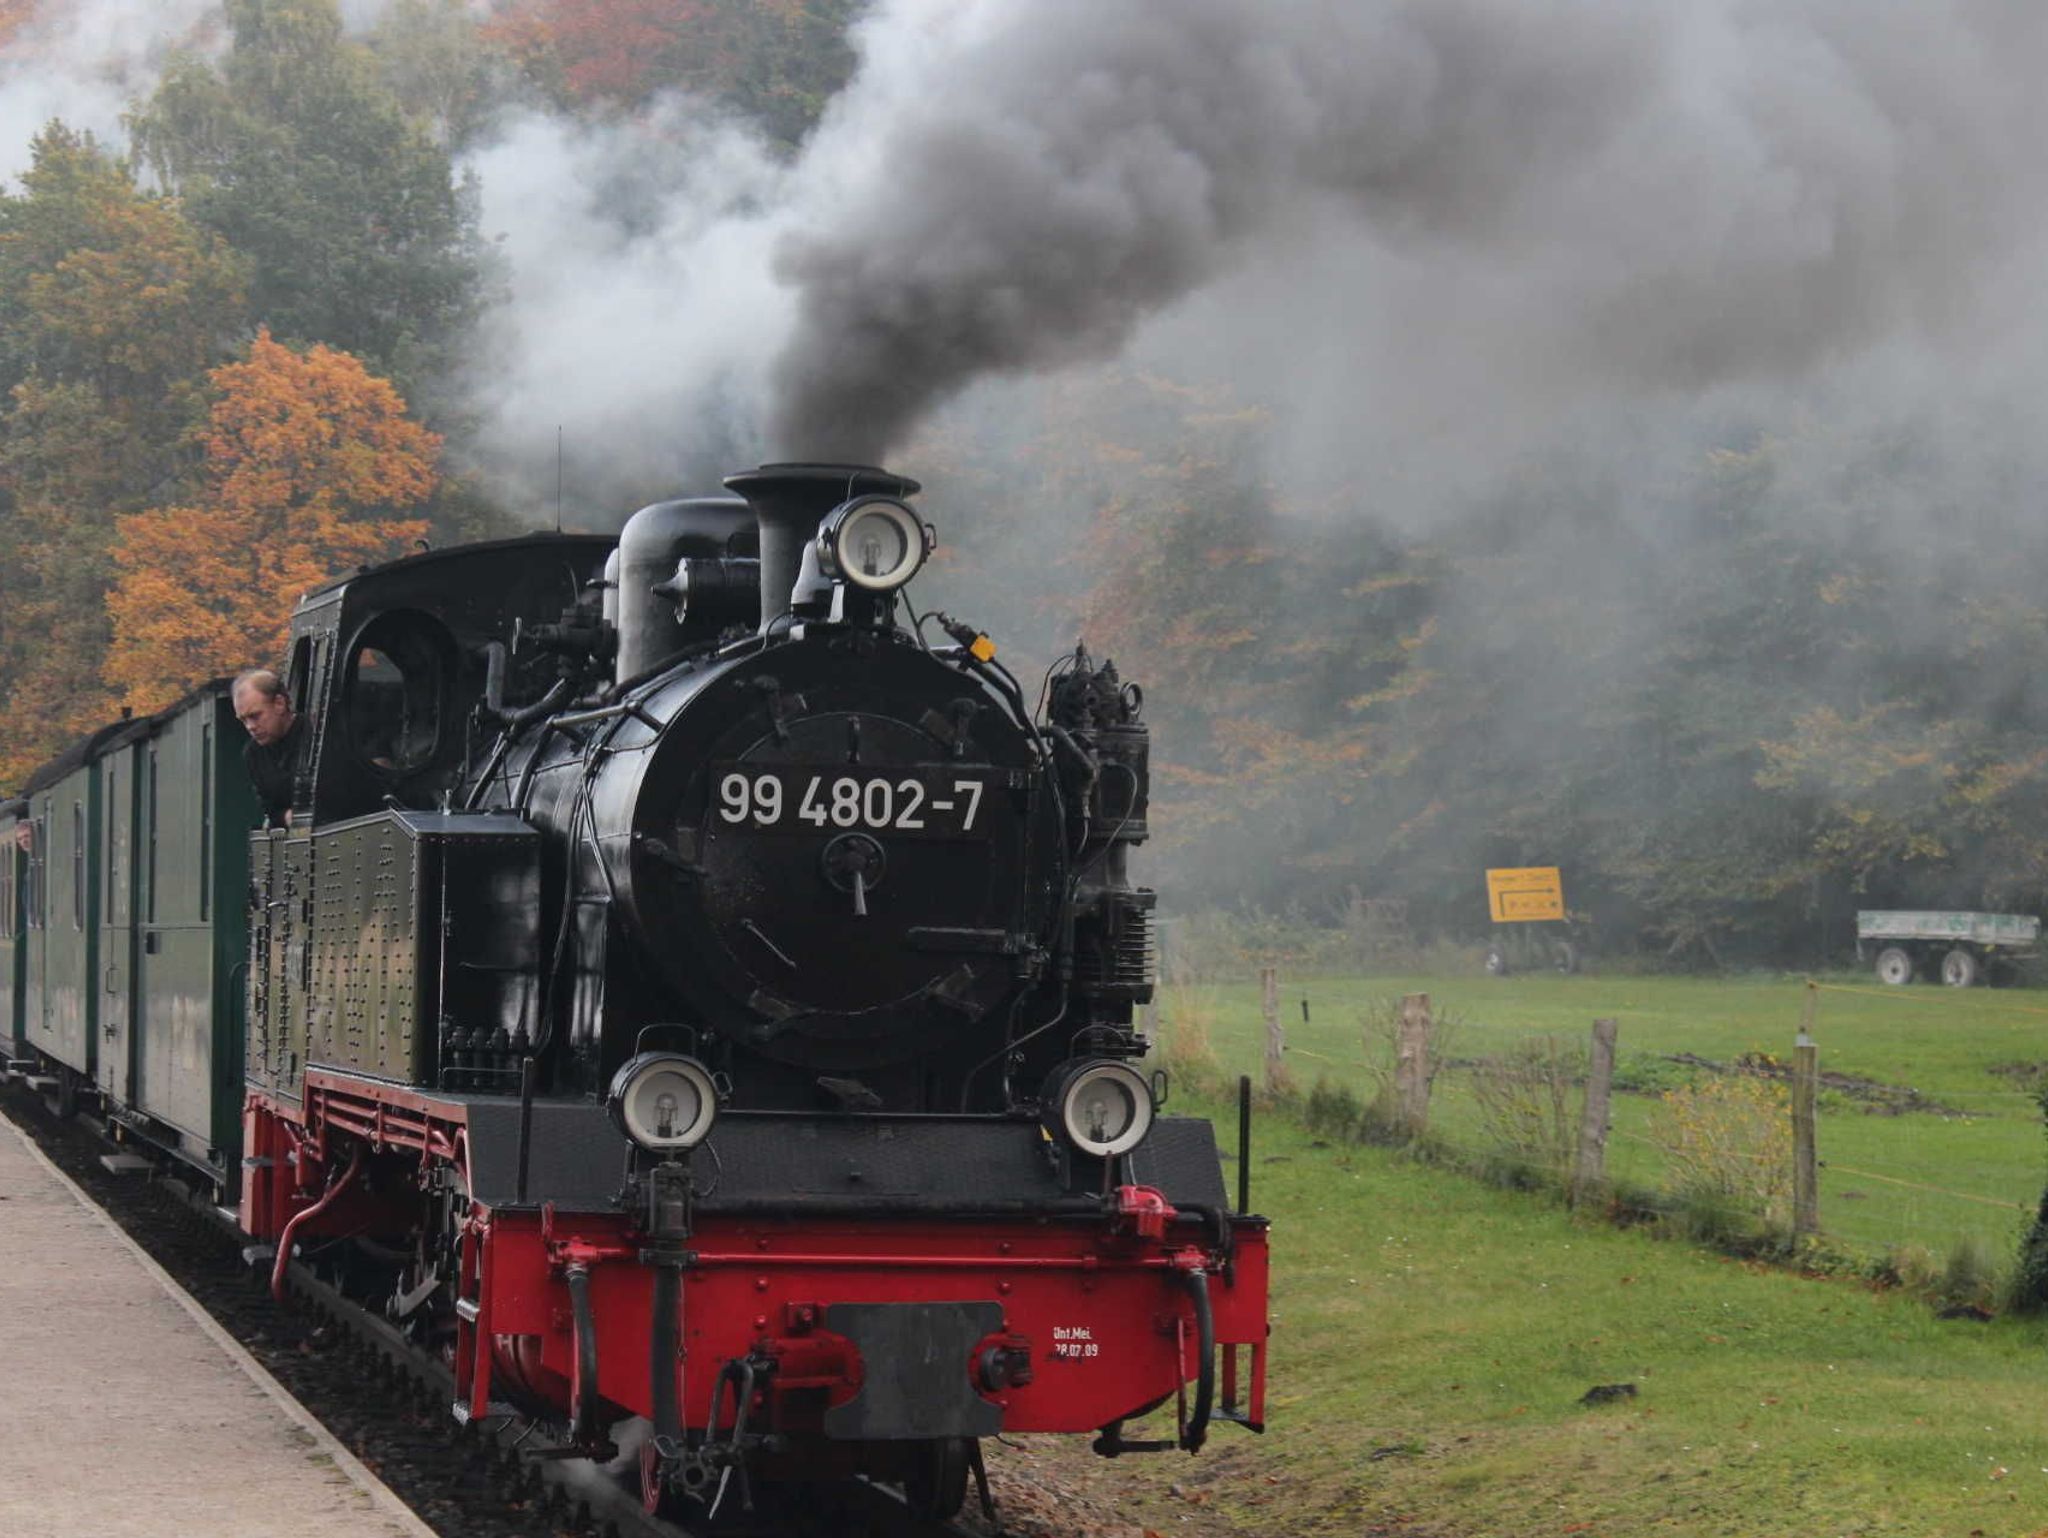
1487,866,1564,924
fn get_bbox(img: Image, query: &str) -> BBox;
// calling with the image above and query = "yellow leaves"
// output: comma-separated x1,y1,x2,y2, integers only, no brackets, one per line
1346,665,1437,715
1953,749,2048,807
104,330,438,712
1345,570,1430,598
1815,571,1868,606
1650,1072,1794,1220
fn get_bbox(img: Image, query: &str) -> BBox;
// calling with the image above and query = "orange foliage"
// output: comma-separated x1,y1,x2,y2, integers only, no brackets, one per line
484,0,719,104
0,0,33,48
104,330,437,712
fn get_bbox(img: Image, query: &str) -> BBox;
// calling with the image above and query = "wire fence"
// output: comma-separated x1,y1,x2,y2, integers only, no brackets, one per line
1153,968,2048,1273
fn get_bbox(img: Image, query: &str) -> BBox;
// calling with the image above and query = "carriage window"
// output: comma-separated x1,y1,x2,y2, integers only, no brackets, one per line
26,814,43,930
289,636,314,712
104,764,120,926
70,800,83,931
345,613,450,777
1,831,14,941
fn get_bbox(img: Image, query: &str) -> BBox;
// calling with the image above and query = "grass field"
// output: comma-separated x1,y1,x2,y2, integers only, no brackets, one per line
1163,971,2048,1267
1068,1086,2048,1537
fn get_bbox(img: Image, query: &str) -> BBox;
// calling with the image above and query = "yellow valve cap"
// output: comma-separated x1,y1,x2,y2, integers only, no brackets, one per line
969,634,997,663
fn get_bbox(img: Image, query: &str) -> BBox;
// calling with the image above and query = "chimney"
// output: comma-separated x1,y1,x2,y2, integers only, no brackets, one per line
723,463,921,632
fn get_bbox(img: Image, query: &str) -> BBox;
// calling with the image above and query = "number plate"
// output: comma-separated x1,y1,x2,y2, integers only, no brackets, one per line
711,765,999,839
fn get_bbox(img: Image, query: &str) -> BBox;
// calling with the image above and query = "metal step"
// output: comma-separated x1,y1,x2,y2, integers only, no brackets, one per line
98,1153,153,1175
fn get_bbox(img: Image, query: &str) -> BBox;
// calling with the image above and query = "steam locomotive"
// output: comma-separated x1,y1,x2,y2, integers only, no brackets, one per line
0,463,1269,1521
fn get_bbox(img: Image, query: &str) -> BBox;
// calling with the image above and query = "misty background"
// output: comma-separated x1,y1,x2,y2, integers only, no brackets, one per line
10,0,2048,965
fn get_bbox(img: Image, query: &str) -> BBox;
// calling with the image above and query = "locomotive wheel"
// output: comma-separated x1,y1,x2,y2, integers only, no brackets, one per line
638,1439,691,1519
1874,946,1914,986
1940,948,1980,988
901,1436,971,1522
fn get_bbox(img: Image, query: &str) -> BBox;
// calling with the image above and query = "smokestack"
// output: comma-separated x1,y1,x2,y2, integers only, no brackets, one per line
723,462,922,631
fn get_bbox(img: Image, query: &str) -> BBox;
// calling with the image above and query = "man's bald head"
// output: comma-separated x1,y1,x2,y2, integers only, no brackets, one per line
233,669,295,747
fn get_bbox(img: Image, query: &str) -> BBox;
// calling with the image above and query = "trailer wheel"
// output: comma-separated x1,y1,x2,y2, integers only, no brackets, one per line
1874,946,1914,986
1484,946,1509,977
1552,940,1580,975
1940,948,1980,988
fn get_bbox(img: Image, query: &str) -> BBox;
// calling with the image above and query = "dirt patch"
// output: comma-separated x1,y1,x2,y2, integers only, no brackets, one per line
1663,1051,1966,1117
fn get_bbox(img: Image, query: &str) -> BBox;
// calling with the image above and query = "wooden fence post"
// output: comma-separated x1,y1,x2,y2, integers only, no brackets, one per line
1395,993,1433,1137
1261,965,1288,1094
1792,983,1820,1237
1572,1018,1618,1209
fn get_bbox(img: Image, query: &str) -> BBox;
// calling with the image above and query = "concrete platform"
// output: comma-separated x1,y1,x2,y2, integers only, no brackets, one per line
0,1119,436,1538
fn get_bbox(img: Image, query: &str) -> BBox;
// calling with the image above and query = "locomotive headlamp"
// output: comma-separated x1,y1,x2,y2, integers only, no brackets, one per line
607,1052,719,1154
817,496,931,592
1044,1059,1156,1160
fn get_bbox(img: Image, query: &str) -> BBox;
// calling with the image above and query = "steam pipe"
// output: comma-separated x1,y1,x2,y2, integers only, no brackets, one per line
270,1142,364,1302
567,1262,602,1447
651,1262,682,1447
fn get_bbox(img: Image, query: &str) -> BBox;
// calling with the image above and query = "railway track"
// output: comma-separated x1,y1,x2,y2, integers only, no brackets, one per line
0,1078,990,1538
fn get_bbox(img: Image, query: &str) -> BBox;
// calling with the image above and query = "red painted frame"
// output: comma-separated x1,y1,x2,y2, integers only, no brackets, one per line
242,1071,1270,1445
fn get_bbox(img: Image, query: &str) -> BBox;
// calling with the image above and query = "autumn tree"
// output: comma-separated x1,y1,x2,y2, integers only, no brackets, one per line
105,330,438,712
484,0,861,148
0,124,247,787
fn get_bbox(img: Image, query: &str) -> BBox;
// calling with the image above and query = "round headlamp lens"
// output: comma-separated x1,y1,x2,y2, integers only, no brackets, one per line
607,1052,718,1152
1054,1060,1155,1159
824,497,928,591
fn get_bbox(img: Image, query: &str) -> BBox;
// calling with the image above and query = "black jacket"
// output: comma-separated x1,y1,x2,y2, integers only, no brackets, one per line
244,716,305,827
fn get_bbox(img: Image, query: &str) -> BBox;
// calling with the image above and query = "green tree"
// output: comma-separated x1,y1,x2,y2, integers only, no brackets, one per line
130,0,484,395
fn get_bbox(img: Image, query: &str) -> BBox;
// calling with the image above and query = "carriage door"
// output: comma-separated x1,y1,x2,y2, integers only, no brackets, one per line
96,748,137,1101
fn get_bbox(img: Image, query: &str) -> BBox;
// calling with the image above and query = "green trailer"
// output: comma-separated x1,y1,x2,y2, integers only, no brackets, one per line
1855,909,2041,987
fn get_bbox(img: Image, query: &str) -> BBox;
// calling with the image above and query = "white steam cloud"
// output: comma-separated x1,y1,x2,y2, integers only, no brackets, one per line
0,0,218,183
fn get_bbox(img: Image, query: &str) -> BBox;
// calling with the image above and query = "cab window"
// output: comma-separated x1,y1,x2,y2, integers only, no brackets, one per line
343,612,451,777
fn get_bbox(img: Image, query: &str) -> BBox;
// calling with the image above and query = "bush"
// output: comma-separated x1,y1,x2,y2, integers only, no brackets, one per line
2007,1084,2048,1314
1304,1074,1364,1142
1646,1073,1793,1232
1937,1237,1999,1315
1468,1035,1583,1189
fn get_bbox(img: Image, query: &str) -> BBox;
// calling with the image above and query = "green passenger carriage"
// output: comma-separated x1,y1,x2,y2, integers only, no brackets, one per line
5,684,256,1189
